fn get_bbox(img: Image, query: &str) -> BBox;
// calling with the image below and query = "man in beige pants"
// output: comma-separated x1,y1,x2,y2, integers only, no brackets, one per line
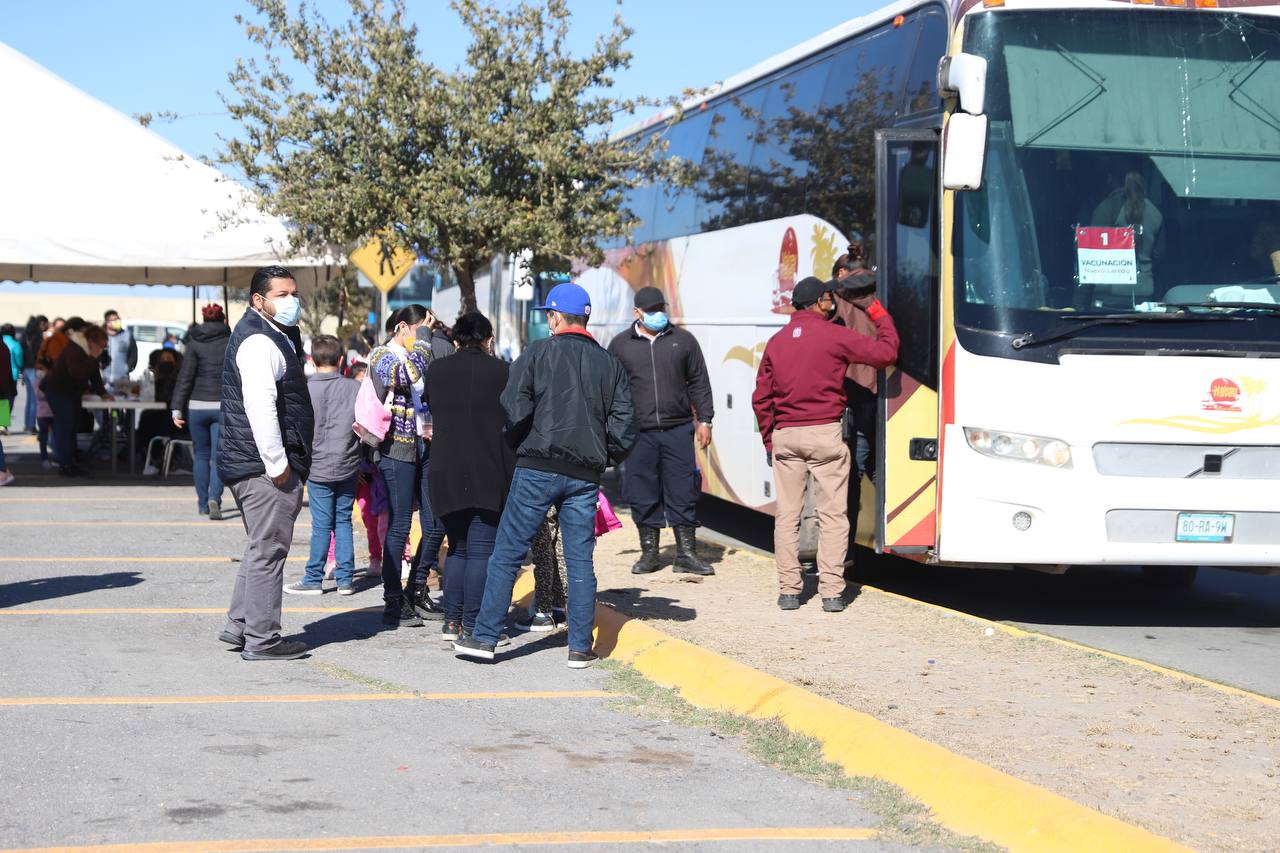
752,277,899,612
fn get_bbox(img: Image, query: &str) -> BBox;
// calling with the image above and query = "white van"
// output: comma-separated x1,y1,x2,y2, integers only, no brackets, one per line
127,321,190,381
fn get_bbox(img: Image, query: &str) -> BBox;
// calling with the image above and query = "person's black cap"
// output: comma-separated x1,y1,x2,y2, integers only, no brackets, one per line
834,267,877,295
634,286,666,311
791,276,830,309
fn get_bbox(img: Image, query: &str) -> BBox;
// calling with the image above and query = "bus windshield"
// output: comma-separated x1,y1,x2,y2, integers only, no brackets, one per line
956,9,1280,354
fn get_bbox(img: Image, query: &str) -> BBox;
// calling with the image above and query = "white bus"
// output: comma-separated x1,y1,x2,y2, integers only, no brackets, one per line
437,0,1280,585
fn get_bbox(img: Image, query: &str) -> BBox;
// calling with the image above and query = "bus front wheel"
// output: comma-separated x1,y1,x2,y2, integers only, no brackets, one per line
1140,565,1198,590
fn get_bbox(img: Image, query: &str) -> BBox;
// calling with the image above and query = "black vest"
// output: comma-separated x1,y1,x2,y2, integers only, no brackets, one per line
216,310,314,484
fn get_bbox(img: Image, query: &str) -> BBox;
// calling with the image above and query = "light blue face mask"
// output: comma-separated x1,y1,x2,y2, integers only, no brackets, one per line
641,310,669,332
270,295,301,327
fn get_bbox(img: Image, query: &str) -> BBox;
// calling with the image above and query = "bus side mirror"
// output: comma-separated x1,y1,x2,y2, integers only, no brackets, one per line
937,54,988,116
942,112,988,191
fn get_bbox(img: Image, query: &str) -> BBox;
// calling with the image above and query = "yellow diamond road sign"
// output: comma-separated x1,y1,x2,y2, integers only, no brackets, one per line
350,235,416,294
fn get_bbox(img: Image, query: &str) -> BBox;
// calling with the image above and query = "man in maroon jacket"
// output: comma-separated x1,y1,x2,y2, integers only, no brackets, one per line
752,276,899,612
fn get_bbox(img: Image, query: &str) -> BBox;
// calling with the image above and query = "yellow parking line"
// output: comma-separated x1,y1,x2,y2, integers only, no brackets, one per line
0,521,312,528
0,827,878,852
0,556,306,563
0,497,189,503
0,608,376,616
0,691,613,707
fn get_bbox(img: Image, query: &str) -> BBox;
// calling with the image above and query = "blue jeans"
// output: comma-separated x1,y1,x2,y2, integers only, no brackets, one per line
442,509,499,630
46,390,80,468
472,467,599,652
304,476,357,586
22,369,38,430
846,424,875,557
378,442,443,603
188,409,224,510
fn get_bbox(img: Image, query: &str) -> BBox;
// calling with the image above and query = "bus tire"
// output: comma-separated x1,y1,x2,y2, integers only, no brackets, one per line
1140,565,1198,590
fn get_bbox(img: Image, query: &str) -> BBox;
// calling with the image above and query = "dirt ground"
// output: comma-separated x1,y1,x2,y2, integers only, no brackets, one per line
590,516,1280,853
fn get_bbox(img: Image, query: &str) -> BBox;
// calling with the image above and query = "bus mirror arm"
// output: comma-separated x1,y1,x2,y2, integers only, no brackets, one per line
937,54,988,116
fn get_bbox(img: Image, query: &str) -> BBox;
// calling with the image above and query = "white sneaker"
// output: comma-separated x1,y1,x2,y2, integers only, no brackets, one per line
0,471,14,487
142,462,159,477
41,460,56,470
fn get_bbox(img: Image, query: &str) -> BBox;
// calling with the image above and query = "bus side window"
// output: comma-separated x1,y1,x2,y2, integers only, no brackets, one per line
695,87,768,232
900,9,949,118
623,128,660,246
749,56,835,223
815,21,913,256
652,110,713,242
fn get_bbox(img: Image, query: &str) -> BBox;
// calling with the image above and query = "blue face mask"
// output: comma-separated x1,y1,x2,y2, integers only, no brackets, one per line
641,311,669,332
270,295,301,327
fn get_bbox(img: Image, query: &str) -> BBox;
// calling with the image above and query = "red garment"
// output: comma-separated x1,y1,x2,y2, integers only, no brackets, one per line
554,327,596,341
752,304,899,453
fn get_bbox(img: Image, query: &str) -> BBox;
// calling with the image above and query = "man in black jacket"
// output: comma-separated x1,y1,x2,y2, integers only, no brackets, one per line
607,286,715,576
454,283,636,668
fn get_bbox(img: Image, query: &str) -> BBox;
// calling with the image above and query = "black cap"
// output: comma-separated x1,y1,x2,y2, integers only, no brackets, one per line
834,268,877,295
791,276,830,309
634,286,666,311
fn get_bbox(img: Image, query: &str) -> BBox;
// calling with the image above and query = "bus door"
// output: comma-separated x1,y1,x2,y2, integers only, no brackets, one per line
874,129,941,557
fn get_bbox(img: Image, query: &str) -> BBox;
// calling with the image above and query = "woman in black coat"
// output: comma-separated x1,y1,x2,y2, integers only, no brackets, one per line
170,304,232,518
424,312,515,641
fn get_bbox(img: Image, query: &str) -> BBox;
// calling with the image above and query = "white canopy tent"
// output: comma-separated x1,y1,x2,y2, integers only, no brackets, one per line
0,41,339,291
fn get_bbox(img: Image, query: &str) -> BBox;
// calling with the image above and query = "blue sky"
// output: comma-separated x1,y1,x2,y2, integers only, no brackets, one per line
1,0,881,298
3,0,882,163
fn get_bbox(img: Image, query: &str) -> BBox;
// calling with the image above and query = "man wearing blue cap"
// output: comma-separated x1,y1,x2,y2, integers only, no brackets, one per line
454,282,637,668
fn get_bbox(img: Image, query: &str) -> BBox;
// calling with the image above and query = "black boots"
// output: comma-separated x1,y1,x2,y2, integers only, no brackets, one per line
673,525,714,576
383,597,422,628
631,526,663,574
632,525,714,576
408,577,445,621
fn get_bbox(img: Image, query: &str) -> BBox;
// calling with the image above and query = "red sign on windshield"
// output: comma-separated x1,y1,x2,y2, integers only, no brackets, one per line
1076,227,1135,251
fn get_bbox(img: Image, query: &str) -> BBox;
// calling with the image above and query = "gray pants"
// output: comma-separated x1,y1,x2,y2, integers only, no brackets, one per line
224,472,303,652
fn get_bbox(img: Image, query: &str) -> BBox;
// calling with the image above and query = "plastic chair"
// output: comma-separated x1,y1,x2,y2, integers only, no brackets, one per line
162,439,194,477
144,436,170,476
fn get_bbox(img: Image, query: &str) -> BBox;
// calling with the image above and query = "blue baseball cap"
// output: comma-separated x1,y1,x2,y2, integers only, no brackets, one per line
534,282,591,317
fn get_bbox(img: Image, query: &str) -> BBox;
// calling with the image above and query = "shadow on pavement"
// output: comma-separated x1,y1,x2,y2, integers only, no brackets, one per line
596,587,697,623
0,572,145,608
293,608,384,651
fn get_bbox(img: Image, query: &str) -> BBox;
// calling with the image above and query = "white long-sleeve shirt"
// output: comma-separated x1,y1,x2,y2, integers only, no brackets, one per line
235,310,294,478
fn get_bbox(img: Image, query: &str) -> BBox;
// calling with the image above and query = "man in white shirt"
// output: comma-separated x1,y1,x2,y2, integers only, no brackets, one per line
216,266,315,661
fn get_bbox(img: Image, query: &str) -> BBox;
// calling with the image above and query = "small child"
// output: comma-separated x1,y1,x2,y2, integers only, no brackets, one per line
285,335,362,596
520,507,568,632
34,376,55,469
325,452,388,577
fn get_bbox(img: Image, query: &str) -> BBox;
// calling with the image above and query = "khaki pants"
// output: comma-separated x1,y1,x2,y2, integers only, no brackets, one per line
772,422,850,599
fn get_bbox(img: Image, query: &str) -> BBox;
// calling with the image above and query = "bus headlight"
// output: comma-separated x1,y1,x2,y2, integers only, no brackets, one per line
964,428,1073,469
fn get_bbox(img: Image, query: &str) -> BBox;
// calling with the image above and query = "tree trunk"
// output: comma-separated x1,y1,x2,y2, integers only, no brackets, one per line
454,265,478,315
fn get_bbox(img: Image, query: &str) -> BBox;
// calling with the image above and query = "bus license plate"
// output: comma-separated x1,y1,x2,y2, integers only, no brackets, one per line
1176,513,1234,543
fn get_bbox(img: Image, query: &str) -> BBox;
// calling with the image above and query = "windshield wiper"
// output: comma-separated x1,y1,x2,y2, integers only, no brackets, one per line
1166,301,1280,314
1010,313,1243,350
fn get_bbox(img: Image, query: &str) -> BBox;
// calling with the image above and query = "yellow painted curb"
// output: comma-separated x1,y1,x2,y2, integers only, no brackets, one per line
592,603,1189,853
721,540,1280,710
